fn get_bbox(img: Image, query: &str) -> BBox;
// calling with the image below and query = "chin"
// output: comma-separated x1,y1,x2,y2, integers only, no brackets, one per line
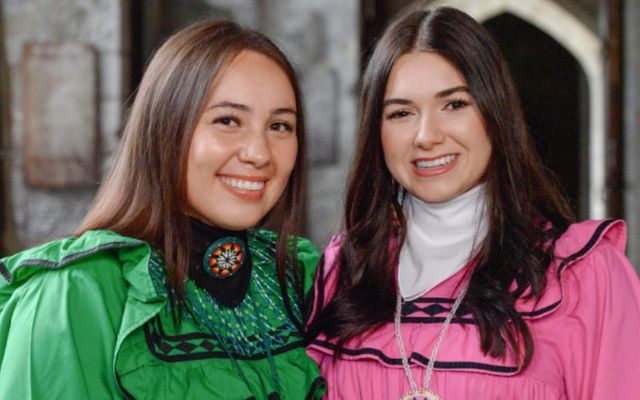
411,190,455,204
219,219,261,231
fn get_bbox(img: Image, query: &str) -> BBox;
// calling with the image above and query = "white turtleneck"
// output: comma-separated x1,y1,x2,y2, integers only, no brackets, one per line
398,184,488,300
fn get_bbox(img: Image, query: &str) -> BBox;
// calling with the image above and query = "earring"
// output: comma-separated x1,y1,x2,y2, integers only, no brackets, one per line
396,182,406,205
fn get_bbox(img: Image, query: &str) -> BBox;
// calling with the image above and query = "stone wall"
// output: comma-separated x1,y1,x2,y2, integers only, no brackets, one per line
258,0,359,246
2,0,124,248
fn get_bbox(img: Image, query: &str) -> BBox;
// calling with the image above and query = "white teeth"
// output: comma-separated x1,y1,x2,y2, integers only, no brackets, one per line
415,154,457,169
221,177,265,191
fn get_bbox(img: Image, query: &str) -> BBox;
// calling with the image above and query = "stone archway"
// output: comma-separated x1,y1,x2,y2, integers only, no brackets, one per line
445,0,606,218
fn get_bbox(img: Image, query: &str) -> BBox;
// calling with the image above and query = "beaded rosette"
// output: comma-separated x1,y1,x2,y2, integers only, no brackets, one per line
203,237,246,279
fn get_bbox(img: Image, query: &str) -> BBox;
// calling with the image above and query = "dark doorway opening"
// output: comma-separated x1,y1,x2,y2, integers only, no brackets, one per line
125,0,231,101
484,13,588,217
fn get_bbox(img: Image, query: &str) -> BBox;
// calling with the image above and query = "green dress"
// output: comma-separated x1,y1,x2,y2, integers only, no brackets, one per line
0,229,325,399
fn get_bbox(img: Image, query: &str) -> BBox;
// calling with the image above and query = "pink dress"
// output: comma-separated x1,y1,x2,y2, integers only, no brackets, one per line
307,220,640,399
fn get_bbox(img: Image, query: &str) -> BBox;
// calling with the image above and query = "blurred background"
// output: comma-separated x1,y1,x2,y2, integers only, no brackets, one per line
0,0,639,273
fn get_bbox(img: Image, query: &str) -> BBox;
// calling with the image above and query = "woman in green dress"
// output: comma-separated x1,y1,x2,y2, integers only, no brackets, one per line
0,20,324,399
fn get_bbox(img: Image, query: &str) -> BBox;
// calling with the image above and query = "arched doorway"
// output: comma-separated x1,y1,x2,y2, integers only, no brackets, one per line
484,13,589,217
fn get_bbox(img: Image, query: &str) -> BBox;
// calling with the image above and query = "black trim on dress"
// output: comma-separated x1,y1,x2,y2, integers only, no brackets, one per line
311,339,519,373
304,377,326,400
143,315,306,362
0,263,11,282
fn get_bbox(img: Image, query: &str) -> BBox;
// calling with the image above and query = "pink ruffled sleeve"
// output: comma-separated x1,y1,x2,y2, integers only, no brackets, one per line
560,240,640,398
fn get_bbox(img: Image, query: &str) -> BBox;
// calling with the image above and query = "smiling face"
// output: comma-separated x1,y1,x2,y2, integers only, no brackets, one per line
185,50,298,230
381,51,492,203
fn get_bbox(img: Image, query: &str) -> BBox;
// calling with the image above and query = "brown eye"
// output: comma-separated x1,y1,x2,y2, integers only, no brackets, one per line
386,110,412,119
444,99,470,111
270,121,294,133
213,115,240,127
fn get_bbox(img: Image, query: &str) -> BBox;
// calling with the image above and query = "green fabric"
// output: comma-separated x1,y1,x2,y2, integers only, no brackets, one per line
0,229,324,399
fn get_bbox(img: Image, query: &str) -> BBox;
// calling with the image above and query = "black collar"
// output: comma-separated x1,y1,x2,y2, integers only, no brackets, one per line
188,218,252,308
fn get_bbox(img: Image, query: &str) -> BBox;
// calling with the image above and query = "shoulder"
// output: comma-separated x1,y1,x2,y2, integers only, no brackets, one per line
0,230,154,306
517,219,638,318
552,219,632,286
555,219,638,309
554,219,626,259
0,229,158,348
0,230,150,398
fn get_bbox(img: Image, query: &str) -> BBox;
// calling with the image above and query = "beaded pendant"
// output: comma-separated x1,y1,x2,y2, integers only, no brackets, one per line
400,389,442,400
203,237,246,279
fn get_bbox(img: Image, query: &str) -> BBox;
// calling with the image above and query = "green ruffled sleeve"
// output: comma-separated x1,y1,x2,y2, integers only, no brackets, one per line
295,237,320,297
0,254,127,399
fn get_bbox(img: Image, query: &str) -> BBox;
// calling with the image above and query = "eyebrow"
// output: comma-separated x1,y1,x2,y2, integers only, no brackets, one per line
272,107,297,116
382,85,471,107
207,101,250,112
435,85,470,98
382,98,413,107
206,101,296,115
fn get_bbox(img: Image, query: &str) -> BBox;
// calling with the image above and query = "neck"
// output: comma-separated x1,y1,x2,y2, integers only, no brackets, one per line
398,184,488,300
190,217,248,241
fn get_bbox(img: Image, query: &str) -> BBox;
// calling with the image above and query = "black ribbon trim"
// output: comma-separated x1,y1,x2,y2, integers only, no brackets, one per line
304,377,326,400
144,315,305,362
0,262,11,282
311,339,519,373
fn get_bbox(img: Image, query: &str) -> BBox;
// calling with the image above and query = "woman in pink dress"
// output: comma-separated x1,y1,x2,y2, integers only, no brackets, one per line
306,5,640,399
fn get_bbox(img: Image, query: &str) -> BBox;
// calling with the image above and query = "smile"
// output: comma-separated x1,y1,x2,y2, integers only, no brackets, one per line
220,176,266,191
415,154,458,169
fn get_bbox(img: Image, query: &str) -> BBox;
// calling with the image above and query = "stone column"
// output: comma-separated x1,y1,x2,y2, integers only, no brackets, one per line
624,0,640,271
0,4,17,254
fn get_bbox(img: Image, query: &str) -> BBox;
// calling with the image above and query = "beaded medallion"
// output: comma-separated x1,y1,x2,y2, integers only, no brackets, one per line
203,237,246,279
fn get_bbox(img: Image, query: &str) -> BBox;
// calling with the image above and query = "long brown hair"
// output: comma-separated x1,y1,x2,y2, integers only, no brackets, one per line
309,5,574,367
76,20,307,316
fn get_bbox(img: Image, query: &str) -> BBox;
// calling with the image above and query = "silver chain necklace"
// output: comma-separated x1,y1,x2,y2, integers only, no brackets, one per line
393,282,469,400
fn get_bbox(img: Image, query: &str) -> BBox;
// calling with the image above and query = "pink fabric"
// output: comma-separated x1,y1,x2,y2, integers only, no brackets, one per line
307,220,640,399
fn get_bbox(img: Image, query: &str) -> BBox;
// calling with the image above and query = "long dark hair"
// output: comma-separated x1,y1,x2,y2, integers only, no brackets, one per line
76,20,307,316
309,5,574,367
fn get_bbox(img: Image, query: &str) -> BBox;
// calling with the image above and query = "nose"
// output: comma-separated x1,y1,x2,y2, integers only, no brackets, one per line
413,114,445,149
238,130,272,168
